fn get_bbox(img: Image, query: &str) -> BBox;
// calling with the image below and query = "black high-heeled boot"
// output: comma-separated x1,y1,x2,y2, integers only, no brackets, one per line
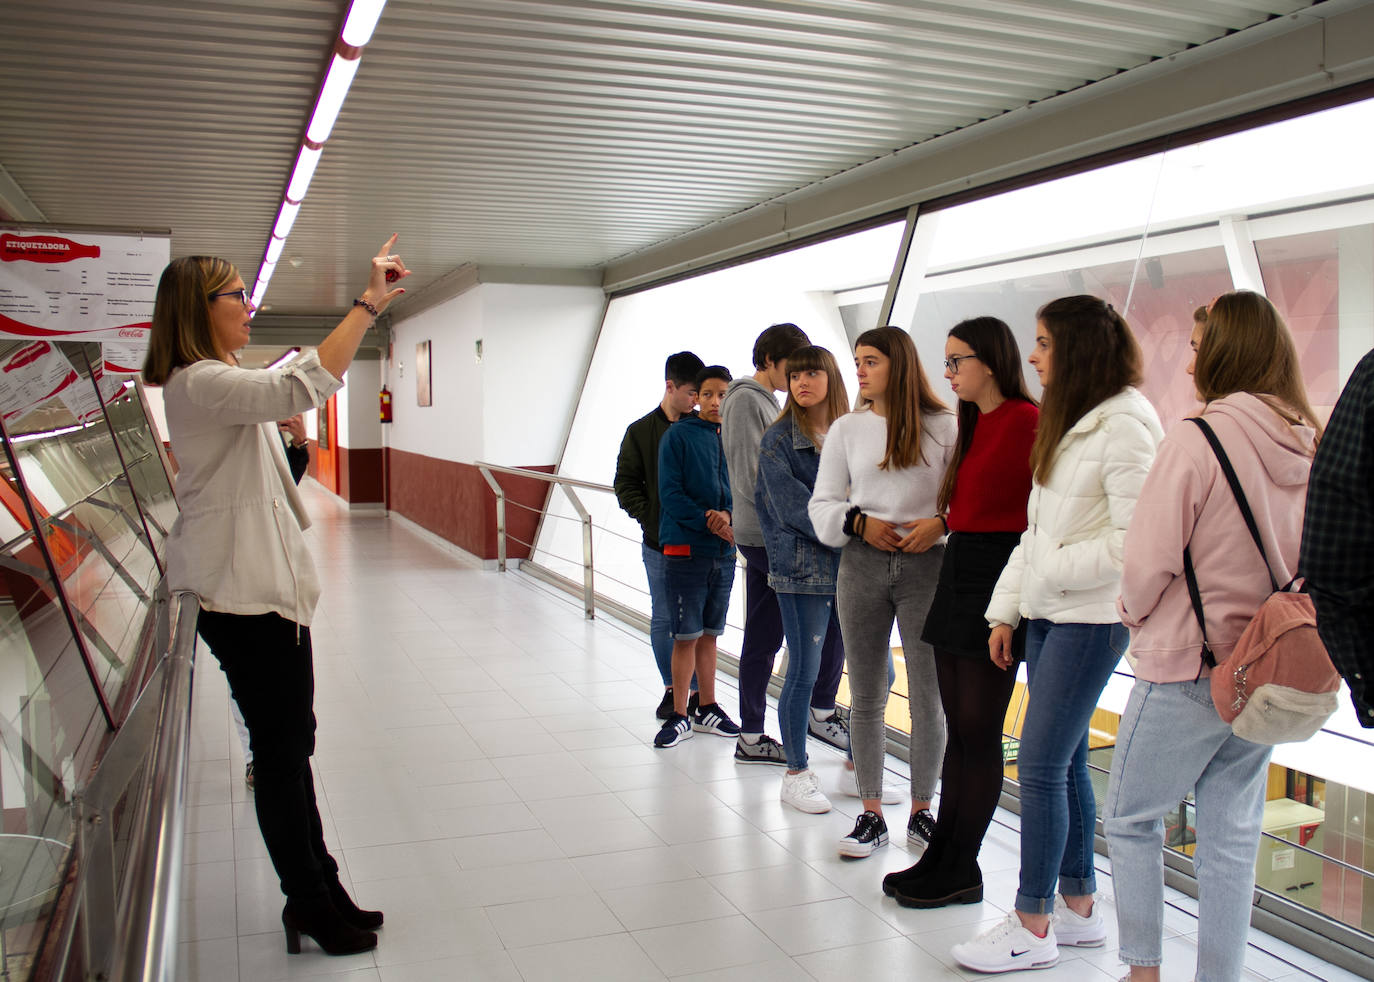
881,836,945,897
329,878,385,930
282,894,378,955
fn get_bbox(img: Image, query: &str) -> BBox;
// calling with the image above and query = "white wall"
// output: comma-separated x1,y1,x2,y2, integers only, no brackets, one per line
385,288,485,462
479,282,605,466
383,279,604,466
337,358,382,451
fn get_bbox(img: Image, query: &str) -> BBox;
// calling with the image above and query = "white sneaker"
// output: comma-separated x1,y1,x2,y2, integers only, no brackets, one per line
836,764,902,804
781,769,832,814
1051,895,1107,947
950,911,1059,973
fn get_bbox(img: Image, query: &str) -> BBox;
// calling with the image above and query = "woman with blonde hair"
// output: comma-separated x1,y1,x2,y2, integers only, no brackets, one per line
755,345,849,813
809,326,956,857
145,237,408,957
951,295,1163,973
1105,291,1321,982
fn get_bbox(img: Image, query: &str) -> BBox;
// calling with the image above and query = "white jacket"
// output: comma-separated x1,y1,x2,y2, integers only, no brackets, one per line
986,386,1163,627
164,350,342,625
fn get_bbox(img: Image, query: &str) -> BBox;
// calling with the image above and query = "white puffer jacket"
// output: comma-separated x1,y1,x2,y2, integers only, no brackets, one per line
986,386,1163,627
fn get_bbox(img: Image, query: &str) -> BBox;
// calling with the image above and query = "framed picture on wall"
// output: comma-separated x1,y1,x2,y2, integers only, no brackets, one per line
416,340,432,407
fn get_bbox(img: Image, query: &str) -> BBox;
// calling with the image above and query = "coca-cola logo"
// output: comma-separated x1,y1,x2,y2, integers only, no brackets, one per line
0,233,101,263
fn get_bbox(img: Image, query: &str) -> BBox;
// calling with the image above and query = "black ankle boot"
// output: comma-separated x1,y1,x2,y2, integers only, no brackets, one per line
893,858,982,909
282,894,378,955
329,878,385,930
881,837,945,897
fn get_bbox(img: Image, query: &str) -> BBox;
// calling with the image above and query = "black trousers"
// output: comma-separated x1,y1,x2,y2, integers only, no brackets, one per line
197,609,337,900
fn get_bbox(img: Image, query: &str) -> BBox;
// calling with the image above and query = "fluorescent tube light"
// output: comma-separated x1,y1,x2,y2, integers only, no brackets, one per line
342,0,387,46
265,237,286,265
273,201,301,240
306,54,361,144
286,145,323,202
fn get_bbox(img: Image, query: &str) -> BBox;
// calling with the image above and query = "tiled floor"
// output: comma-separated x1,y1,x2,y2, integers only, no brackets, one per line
178,483,1360,981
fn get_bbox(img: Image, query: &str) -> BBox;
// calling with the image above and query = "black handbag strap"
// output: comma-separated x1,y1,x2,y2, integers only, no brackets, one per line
1182,544,1216,675
1187,417,1281,593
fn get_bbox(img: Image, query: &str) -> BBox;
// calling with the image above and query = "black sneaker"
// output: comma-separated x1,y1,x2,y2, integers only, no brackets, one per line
907,808,936,847
733,734,786,765
808,711,850,751
838,810,889,858
654,713,694,748
692,702,740,736
687,690,700,716
655,688,675,721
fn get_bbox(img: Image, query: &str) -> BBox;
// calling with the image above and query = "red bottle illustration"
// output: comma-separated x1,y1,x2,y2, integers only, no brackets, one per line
0,233,102,263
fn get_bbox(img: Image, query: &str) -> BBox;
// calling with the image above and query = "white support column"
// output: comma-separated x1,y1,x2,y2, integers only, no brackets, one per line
1338,224,1374,386
886,208,941,333
1220,215,1266,294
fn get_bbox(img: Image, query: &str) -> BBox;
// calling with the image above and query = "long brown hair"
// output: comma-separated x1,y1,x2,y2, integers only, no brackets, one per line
1197,291,1322,441
1029,295,1143,484
776,345,849,445
854,326,948,470
142,256,238,385
937,317,1038,513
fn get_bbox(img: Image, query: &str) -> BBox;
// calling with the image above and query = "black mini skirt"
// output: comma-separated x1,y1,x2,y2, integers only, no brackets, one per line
920,530,1026,661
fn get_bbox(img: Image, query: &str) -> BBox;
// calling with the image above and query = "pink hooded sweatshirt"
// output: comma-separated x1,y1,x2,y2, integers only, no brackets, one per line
1118,391,1316,684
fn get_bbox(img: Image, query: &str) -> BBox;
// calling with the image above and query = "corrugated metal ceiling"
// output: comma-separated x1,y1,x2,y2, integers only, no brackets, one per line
0,0,1315,316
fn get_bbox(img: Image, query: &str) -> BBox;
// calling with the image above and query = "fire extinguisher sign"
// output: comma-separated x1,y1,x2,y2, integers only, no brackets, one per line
0,228,170,373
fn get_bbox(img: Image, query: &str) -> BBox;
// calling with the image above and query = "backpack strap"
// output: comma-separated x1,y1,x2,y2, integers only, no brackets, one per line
1187,417,1281,593
1182,544,1217,677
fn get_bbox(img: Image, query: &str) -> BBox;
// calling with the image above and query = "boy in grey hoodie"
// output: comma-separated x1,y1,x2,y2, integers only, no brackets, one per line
722,323,849,764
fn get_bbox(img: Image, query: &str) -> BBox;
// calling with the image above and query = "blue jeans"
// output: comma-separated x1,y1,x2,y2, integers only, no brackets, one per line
642,543,673,685
776,592,840,770
1015,618,1126,914
666,552,736,640
1104,678,1271,982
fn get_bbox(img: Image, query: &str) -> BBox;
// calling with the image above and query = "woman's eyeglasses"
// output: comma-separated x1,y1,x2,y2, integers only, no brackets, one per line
943,353,978,373
209,288,249,306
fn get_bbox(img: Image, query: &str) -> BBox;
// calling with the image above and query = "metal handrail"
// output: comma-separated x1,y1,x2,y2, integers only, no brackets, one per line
476,462,606,618
55,587,199,981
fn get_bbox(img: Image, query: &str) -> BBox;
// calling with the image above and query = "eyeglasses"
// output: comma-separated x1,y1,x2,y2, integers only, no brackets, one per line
943,353,978,374
209,288,250,307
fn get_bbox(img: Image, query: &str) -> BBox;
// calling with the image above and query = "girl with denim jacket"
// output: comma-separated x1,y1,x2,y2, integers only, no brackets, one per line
1107,292,1320,982
755,346,849,813
883,317,1038,909
951,296,1162,974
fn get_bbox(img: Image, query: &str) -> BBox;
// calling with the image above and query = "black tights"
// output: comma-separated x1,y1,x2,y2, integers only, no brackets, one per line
933,647,1019,866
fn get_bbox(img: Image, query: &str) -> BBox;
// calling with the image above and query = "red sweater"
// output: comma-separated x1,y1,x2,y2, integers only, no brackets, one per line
946,398,1038,533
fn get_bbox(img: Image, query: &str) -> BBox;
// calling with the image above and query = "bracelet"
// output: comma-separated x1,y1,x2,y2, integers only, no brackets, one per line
353,297,379,318
936,514,949,533
842,506,863,537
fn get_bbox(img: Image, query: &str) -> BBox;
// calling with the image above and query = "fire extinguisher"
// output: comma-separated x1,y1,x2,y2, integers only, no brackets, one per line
379,385,393,423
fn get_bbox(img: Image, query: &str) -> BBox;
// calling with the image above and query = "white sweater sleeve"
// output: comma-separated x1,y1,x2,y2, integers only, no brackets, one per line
808,418,854,549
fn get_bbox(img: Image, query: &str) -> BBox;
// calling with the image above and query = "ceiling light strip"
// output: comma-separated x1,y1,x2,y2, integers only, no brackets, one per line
252,1,387,310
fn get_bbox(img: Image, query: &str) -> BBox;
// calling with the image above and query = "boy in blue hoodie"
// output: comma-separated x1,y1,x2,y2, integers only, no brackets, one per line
654,366,742,748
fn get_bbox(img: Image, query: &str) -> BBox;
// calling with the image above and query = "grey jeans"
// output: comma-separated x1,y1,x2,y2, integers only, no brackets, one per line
836,539,946,801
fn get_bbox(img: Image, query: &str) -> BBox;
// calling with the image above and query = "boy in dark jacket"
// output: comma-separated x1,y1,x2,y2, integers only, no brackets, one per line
614,351,705,718
653,366,742,748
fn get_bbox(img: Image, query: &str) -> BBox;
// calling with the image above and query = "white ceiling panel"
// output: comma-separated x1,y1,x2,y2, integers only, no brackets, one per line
0,0,1317,317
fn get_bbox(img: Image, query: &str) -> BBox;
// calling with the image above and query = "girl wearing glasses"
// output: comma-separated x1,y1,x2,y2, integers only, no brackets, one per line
143,236,408,957
950,296,1162,973
809,326,956,858
883,317,1038,909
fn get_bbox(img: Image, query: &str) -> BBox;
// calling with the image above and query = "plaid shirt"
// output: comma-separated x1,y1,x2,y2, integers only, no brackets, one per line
1300,348,1374,727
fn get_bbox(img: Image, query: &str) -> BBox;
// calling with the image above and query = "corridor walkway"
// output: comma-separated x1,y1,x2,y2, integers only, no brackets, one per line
175,482,1356,981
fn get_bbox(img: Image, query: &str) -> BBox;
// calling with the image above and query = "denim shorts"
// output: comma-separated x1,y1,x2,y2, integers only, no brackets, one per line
665,552,736,640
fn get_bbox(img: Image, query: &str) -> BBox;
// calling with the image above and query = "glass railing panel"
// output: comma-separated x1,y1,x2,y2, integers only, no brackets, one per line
0,340,161,708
